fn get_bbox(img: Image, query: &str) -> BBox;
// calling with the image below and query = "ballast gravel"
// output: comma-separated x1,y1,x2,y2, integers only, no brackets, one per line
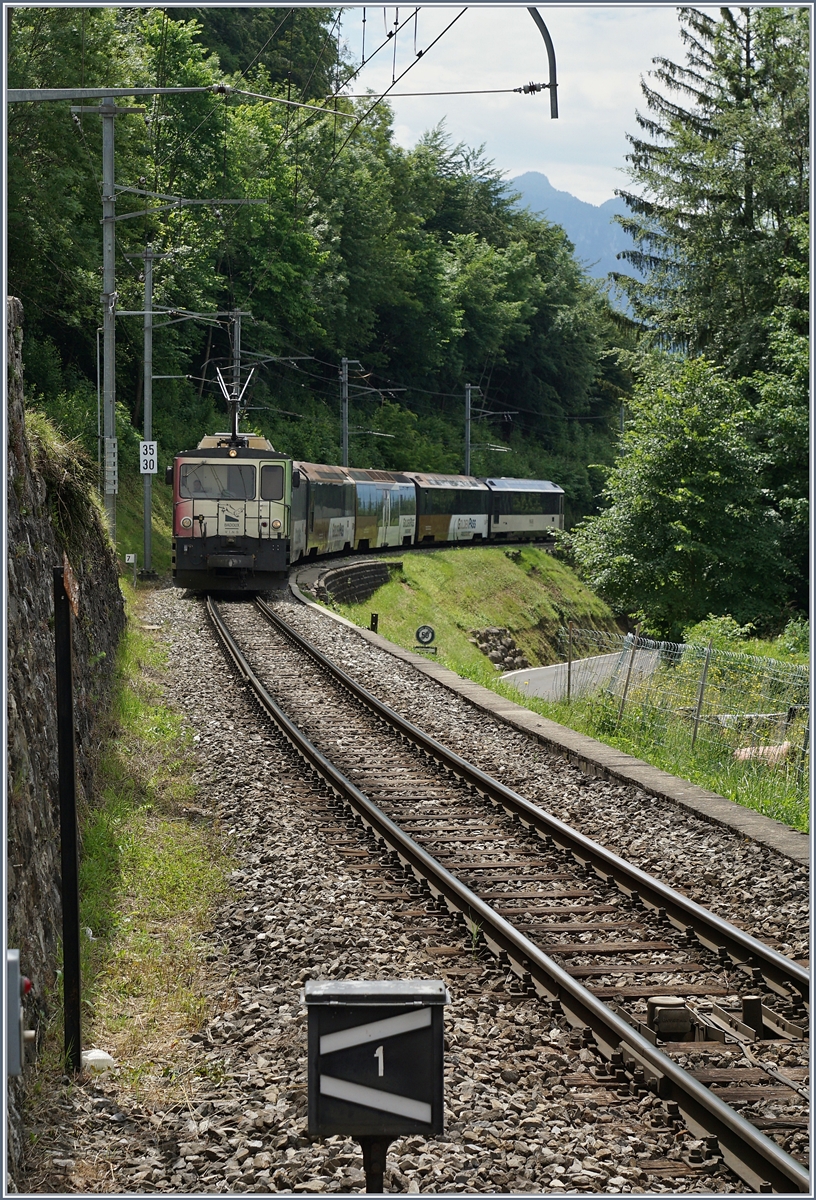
274,595,809,962
18,585,800,1194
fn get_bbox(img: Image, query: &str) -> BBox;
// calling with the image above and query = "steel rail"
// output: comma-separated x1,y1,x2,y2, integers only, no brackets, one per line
207,596,809,1195
255,598,809,1006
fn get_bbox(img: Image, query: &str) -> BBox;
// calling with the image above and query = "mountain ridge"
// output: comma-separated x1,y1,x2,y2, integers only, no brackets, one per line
509,171,638,284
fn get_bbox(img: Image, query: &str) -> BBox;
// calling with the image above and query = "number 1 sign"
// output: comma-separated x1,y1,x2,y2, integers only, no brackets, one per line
305,979,448,1139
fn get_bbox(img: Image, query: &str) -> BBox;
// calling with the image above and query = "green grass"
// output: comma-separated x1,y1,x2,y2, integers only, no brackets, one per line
527,691,809,832
334,545,618,675
67,584,234,1084
114,469,174,577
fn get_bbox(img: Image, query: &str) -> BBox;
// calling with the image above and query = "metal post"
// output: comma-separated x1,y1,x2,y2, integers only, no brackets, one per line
341,356,349,467
567,620,573,703
143,248,153,572
526,8,559,118
465,383,471,476
691,638,713,750
96,326,102,487
617,628,640,724
53,565,82,1074
796,712,810,786
359,1136,393,1194
101,96,117,541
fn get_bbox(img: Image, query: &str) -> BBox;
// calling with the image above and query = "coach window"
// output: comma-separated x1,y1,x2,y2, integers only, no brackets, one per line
261,463,284,501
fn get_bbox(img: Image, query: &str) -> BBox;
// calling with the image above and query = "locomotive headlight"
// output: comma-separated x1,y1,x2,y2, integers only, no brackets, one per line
271,519,282,529
229,449,238,458
180,516,193,529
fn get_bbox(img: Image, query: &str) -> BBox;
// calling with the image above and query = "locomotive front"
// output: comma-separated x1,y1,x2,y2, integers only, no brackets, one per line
170,434,294,591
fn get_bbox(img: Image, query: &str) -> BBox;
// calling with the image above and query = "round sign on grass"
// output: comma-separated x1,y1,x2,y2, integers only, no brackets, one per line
415,625,435,645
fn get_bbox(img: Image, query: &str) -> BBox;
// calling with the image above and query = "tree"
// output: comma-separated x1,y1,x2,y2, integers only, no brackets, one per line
615,7,809,376
747,213,809,611
569,358,787,638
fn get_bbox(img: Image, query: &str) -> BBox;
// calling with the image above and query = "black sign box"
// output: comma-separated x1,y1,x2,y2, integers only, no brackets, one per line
305,980,449,1138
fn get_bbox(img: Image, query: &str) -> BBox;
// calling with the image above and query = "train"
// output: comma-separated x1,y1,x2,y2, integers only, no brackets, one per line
167,431,564,591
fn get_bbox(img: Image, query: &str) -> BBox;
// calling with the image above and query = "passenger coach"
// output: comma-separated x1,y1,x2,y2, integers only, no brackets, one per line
485,477,564,538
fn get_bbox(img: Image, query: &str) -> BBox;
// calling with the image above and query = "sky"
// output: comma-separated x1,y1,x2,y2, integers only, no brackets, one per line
338,5,692,206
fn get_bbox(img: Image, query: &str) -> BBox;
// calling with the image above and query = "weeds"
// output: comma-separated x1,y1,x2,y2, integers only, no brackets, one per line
42,585,233,1108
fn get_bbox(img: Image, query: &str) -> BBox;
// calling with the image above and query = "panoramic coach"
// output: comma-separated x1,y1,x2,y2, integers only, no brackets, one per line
484,477,565,538
405,472,491,543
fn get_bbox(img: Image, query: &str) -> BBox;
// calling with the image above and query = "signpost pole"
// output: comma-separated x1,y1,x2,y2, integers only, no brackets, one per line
360,1136,393,1194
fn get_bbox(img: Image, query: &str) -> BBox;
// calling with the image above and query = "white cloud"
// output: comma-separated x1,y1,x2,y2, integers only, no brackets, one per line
339,5,695,205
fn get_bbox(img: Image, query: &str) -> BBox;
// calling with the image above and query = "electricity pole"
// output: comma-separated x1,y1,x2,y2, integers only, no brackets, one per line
68,94,144,542
101,98,117,538
340,357,349,467
125,245,171,576
465,383,472,476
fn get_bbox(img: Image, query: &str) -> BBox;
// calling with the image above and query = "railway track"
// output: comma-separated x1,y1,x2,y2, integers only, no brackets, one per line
207,594,809,1194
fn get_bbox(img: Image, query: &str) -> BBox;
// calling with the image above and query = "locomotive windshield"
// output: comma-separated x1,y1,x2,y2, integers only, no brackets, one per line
180,462,256,500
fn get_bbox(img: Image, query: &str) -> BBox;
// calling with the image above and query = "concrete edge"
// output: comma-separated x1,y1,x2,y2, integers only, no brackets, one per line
288,576,809,867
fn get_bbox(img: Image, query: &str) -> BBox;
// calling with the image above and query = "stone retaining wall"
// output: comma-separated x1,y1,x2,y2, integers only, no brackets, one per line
6,298,126,1185
310,560,402,605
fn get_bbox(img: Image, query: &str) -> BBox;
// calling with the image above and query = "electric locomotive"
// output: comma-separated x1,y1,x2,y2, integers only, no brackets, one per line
169,432,296,591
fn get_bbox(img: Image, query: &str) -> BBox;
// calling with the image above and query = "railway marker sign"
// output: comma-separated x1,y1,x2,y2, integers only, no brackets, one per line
415,625,435,646
139,440,157,474
305,979,449,1192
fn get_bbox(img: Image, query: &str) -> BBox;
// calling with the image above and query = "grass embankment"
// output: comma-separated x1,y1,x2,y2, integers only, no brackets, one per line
115,472,174,577
33,586,232,1100
331,547,809,834
520,692,809,833
335,545,617,681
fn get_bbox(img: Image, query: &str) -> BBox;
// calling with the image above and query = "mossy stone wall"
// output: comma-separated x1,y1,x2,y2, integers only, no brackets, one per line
6,299,125,1182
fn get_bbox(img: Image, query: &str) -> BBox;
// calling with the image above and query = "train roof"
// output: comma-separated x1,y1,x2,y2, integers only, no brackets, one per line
195,433,277,451
345,467,415,485
483,477,564,494
295,461,354,483
403,472,489,491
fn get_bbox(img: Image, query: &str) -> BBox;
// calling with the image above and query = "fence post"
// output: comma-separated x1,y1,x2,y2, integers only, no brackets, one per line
617,627,640,724
691,638,713,750
796,712,810,786
567,621,573,703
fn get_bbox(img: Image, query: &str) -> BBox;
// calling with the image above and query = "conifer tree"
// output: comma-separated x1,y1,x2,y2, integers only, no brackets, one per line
615,7,809,376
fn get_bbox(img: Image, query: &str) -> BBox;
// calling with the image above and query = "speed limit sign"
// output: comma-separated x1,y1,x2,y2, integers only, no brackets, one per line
139,441,158,474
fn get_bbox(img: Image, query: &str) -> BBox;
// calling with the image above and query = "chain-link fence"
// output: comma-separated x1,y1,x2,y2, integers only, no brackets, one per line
554,626,810,777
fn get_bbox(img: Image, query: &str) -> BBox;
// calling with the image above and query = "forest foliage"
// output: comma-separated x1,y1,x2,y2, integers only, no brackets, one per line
7,5,630,523
7,6,808,636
